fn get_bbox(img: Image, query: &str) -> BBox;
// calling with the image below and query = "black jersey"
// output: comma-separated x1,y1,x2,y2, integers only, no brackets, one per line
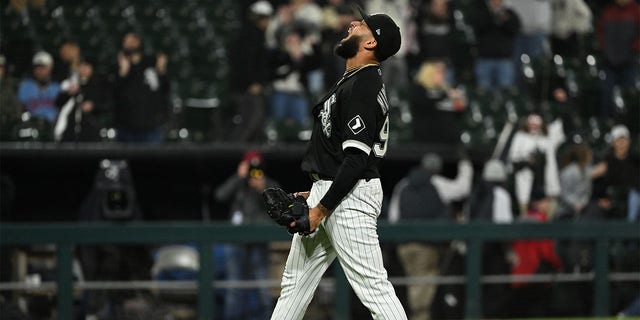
301,65,390,180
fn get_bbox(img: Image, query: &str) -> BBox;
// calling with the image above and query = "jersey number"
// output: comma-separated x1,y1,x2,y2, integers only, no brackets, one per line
373,116,389,158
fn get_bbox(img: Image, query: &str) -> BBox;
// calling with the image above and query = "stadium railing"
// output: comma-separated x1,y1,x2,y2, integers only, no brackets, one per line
0,222,638,319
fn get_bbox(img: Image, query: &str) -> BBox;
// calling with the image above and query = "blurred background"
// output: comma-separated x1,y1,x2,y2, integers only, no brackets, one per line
0,0,638,319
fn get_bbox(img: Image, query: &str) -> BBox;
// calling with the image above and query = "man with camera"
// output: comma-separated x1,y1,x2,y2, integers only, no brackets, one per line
214,150,279,319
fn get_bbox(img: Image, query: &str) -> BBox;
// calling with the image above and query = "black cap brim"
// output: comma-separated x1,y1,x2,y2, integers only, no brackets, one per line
355,5,378,40
355,4,369,21
353,4,371,30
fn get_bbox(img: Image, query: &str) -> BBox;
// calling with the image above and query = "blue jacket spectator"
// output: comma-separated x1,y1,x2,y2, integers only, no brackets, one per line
17,51,60,123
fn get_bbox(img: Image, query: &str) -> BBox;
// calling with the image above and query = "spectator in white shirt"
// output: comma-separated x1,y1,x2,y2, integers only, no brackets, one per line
508,113,564,215
388,152,473,320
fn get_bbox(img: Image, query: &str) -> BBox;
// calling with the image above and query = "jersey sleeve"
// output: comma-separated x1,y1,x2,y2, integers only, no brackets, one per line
339,74,385,155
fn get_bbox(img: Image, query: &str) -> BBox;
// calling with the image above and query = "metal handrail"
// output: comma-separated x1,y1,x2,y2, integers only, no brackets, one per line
2,272,638,291
0,221,637,320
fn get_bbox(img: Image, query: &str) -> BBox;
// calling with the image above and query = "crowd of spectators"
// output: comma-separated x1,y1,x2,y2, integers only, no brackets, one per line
391,122,638,318
0,0,637,145
1,32,169,143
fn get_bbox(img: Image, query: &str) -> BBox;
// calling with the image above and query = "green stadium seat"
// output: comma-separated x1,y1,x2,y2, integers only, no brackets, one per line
460,126,493,148
389,103,412,143
468,86,492,106
462,99,484,130
270,119,305,143
28,7,51,29
13,115,53,142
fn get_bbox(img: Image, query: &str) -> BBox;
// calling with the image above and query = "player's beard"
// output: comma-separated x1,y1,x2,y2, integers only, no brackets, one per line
334,35,361,59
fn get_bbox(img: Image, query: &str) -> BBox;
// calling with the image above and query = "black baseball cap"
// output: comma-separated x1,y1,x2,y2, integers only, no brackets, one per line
355,5,401,61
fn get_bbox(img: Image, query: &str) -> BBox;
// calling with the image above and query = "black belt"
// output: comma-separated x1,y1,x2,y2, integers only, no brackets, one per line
309,173,333,182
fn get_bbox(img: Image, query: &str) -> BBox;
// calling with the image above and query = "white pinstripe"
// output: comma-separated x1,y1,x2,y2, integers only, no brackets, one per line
271,179,407,320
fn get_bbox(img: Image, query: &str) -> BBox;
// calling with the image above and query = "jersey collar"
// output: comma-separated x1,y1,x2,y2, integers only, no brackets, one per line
342,63,379,81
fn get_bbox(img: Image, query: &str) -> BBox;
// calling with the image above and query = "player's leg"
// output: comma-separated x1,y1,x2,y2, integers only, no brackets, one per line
324,179,407,320
270,183,337,320
270,229,336,320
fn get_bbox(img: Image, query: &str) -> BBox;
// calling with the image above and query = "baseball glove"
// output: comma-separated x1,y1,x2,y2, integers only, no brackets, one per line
262,187,312,236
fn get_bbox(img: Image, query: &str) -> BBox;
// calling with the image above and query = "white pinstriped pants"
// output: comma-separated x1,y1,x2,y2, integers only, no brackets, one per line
270,179,407,320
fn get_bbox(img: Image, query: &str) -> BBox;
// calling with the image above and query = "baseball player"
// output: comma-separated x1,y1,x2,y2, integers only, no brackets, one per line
270,6,408,320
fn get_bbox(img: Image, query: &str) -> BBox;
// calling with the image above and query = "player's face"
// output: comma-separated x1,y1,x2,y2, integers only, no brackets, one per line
340,20,372,44
334,20,373,59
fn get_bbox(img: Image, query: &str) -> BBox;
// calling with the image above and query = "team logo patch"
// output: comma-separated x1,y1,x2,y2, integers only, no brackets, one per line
348,115,366,135
320,94,336,138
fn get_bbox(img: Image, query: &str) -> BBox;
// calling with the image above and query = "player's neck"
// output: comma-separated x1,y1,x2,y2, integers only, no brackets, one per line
344,56,379,75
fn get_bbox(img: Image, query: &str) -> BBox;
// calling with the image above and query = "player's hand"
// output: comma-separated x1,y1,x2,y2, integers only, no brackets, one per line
290,205,326,233
309,205,329,232
292,191,310,200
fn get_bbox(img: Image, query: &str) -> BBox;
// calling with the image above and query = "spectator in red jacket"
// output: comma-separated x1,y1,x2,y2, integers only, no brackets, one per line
509,191,563,318
597,0,640,119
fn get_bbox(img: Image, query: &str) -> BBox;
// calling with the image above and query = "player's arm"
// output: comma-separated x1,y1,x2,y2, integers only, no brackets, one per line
320,148,369,209
305,148,369,229
293,191,310,199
